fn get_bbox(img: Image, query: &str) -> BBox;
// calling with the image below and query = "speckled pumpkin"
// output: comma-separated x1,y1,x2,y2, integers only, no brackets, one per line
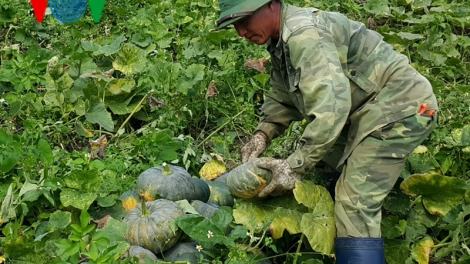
123,199,184,253
137,163,210,202
225,160,273,199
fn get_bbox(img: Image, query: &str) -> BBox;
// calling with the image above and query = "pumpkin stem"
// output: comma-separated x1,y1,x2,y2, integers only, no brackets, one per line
162,162,172,175
140,198,150,217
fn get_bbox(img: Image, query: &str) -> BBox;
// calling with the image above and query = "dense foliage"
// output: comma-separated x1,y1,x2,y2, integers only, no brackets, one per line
0,0,469,263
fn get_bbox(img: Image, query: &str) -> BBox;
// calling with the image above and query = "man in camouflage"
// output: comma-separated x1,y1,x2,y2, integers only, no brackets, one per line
217,0,438,262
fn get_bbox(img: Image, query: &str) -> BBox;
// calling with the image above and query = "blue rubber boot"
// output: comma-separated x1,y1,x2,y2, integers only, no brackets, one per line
335,237,385,264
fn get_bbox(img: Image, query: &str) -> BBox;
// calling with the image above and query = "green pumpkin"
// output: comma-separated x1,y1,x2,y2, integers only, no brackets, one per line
137,163,210,202
206,180,234,207
191,177,211,202
123,199,184,253
225,160,273,199
119,189,141,211
122,246,159,261
163,241,210,263
190,200,219,219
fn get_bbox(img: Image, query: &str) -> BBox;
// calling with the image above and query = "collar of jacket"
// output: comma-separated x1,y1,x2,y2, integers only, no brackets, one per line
266,2,289,58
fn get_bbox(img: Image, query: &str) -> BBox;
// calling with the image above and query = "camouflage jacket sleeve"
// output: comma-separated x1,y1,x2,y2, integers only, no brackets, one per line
256,58,304,142
286,27,352,175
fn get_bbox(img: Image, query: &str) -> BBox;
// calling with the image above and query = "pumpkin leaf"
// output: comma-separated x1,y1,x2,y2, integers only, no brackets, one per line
400,173,467,216
445,124,470,148
293,181,336,255
93,217,128,243
49,210,72,230
382,216,407,239
364,0,391,15
405,202,439,242
85,102,114,132
64,169,102,193
93,35,126,56
112,43,148,75
411,236,434,264
175,199,200,215
407,145,439,174
60,189,97,210
233,194,306,239
385,239,411,264
175,214,235,248
107,79,135,96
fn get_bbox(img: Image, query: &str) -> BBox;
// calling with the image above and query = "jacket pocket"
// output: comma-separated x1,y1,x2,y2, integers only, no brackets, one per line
348,67,376,94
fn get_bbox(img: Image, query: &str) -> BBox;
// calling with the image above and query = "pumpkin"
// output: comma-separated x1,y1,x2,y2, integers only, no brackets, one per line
190,200,219,219
163,241,209,263
190,177,211,203
214,172,229,184
122,246,159,262
119,189,141,211
225,160,273,199
123,199,184,253
205,180,234,207
137,162,210,202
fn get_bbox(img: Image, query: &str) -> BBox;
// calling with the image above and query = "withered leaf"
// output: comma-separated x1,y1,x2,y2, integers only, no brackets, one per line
94,214,111,229
148,96,165,108
368,17,376,30
206,80,219,99
90,135,108,159
245,58,269,73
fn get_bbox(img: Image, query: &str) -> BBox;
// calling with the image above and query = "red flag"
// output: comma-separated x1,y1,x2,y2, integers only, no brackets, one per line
30,0,48,23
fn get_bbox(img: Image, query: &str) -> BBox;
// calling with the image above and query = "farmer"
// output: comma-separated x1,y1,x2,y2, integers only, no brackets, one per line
216,0,438,262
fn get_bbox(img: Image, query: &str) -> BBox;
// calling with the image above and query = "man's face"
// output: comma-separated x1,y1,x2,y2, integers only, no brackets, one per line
233,6,272,45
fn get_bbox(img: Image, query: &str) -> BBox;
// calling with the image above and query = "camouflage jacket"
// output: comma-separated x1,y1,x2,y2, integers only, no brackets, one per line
256,3,438,174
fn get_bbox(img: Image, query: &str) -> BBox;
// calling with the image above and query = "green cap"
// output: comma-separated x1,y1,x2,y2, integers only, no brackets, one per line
217,0,272,29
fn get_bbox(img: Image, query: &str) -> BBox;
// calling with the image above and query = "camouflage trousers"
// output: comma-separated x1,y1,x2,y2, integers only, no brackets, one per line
321,111,437,238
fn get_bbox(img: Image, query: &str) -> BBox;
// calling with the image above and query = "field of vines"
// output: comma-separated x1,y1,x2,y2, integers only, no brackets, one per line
0,0,469,263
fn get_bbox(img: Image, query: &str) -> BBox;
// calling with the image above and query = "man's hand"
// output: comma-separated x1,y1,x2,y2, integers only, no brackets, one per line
241,131,267,163
254,157,301,197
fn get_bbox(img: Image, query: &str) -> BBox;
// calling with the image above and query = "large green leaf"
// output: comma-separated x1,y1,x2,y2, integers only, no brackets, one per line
444,124,470,148
382,216,407,239
38,139,53,167
175,210,236,249
400,173,467,216
112,43,148,75
60,189,97,210
93,35,126,56
385,239,411,264
64,170,101,193
106,79,135,96
233,194,306,239
50,210,72,230
85,102,114,131
294,181,336,255
364,0,390,15
406,145,438,174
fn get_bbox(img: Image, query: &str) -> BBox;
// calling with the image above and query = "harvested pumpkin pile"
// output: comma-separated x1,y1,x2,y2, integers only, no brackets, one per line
117,158,274,263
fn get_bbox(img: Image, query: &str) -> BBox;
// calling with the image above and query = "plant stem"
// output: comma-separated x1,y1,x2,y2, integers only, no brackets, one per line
162,162,172,175
113,89,154,138
197,109,246,148
141,198,149,217
293,233,304,264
